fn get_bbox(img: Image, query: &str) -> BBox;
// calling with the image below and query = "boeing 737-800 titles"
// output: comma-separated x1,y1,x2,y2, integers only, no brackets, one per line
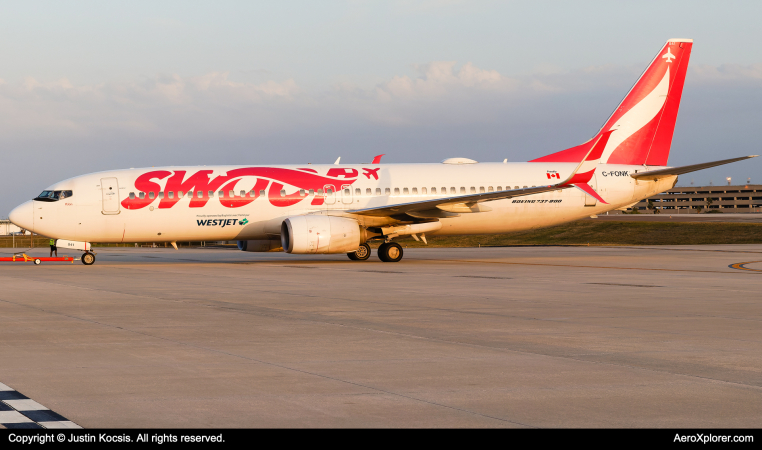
8,39,757,264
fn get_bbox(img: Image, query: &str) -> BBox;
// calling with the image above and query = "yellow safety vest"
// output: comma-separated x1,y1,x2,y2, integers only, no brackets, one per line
50,239,55,246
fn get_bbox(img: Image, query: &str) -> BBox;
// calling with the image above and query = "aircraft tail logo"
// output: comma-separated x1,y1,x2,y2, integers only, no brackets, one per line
662,47,676,63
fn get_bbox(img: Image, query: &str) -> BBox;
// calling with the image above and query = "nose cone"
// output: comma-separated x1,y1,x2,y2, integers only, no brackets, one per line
9,201,34,232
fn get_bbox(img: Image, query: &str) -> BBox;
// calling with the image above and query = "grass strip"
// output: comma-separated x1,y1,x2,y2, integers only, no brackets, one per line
387,221,762,248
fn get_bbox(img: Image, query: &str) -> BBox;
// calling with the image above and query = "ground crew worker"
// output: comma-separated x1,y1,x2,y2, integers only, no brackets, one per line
50,238,57,257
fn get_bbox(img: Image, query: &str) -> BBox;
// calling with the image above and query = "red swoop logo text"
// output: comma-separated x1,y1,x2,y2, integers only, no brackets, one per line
121,167,367,210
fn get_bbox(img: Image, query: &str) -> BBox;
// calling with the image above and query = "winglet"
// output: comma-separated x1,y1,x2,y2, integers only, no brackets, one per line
334,157,341,165
372,154,385,164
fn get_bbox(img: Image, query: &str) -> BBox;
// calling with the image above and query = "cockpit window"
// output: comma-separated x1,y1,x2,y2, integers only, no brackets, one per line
35,190,73,202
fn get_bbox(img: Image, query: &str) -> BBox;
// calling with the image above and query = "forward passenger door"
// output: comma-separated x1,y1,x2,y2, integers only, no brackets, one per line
101,177,121,214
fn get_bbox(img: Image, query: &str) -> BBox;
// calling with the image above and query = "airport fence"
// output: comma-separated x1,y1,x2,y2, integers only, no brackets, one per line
0,235,50,248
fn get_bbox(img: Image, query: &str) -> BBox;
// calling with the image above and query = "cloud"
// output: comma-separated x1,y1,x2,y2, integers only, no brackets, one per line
376,61,508,100
0,72,300,139
0,61,518,140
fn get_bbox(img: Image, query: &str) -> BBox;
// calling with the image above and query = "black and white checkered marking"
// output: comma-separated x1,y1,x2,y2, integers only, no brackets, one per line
0,382,80,429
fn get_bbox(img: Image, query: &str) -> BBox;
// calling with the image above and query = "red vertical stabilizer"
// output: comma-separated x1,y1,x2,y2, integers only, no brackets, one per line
530,39,692,166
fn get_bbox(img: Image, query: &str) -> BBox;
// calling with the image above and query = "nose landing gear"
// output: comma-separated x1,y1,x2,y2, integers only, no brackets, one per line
81,252,95,265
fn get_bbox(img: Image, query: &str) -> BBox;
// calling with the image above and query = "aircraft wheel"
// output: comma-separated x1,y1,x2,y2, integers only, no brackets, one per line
378,242,403,262
34,259,41,265
377,243,389,262
82,252,95,265
348,243,371,261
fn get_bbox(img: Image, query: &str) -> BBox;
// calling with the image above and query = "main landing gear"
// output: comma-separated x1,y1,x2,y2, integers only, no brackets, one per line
377,242,403,263
81,252,96,265
347,243,371,261
346,242,404,262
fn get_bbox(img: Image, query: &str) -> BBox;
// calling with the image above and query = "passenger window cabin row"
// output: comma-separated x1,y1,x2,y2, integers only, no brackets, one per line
354,186,529,196
127,186,533,200
129,189,270,200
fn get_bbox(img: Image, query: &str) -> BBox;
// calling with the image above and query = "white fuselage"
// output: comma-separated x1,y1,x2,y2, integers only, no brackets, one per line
13,162,676,244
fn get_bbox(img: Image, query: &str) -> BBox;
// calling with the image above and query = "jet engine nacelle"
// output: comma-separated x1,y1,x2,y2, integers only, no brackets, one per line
237,240,283,252
281,215,360,254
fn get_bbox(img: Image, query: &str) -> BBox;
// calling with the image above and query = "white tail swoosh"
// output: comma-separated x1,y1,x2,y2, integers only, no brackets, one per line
601,67,670,163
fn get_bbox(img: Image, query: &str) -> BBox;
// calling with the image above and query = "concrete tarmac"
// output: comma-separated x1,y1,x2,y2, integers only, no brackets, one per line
1,245,762,428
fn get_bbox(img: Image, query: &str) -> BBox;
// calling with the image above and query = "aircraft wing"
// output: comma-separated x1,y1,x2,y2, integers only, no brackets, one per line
349,130,613,218
630,155,758,181
347,183,574,217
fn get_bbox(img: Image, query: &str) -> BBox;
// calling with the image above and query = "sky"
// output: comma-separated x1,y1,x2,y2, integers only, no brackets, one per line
1,0,761,215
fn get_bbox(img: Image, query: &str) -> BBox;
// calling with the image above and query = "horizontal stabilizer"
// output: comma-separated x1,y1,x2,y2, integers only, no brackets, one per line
630,155,758,180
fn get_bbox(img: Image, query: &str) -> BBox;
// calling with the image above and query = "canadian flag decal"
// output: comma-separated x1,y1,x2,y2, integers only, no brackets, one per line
546,172,561,179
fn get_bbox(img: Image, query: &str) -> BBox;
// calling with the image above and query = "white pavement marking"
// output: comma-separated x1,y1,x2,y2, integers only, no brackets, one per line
0,382,81,428
4,399,48,411
0,410,33,423
42,421,81,429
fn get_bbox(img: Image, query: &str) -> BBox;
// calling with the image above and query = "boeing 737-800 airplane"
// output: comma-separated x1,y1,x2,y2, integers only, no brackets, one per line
8,39,757,264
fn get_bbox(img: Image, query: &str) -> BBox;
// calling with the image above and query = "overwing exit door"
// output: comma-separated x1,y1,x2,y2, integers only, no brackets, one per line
323,184,336,205
101,177,121,214
341,184,353,204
